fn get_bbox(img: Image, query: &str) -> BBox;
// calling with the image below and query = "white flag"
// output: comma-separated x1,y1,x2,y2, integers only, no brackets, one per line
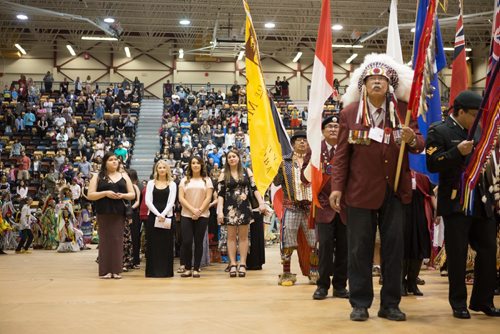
386,0,403,64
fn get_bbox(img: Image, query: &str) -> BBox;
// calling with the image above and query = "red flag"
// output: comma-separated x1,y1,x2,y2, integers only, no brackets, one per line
449,3,468,107
409,0,438,120
307,0,333,208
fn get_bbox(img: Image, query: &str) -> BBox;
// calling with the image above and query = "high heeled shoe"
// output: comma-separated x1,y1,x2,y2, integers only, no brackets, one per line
229,265,238,278
238,264,246,277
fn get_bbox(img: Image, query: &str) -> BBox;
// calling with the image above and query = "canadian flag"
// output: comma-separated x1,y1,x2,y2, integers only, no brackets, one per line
307,0,333,207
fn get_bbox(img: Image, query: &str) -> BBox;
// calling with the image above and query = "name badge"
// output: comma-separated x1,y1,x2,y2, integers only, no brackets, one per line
368,127,384,143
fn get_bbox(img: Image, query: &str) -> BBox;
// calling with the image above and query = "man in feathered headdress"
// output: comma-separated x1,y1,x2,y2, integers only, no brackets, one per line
329,54,424,322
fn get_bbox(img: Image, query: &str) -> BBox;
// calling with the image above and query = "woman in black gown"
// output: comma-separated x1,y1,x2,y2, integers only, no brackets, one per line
144,160,177,277
402,172,434,295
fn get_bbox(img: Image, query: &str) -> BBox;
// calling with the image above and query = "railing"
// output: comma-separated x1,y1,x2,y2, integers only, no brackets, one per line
9,80,145,98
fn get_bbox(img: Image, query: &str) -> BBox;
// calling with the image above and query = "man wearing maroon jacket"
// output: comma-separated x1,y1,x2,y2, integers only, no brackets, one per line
329,54,423,322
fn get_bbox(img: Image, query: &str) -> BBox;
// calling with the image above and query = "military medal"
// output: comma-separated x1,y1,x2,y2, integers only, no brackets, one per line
384,127,392,144
393,128,402,145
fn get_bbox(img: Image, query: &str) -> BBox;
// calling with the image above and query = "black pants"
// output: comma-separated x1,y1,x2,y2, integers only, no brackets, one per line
130,212,142,266
443,213,497,309
16,229,34,252
316,215,348,291
347,190,404,309
181,216,208,270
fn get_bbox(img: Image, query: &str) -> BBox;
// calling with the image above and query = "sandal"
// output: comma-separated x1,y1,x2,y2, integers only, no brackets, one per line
192,270,201,278
100,273,113,279
238,265,247,278
224,265,231,273
113,274,122,279
229,265,238,278
181,270,192,278
177,265,186,273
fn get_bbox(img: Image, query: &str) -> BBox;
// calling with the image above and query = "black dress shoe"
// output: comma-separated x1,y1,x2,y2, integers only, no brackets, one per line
350,307,369,321
312,287,328,300
452,308,471,319
332,288,349,299
416,277,425,285
407,284,423,296
469,305,500,317
377,307,406,321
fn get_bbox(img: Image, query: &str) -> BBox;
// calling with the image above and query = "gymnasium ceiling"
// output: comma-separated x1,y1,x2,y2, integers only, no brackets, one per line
0,0,495,64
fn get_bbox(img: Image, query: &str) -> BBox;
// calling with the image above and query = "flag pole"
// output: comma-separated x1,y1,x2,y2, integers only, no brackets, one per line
394,0,438,192
394,110,412,192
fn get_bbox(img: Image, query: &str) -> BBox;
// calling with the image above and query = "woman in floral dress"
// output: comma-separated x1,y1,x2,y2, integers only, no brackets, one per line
217,149,266,277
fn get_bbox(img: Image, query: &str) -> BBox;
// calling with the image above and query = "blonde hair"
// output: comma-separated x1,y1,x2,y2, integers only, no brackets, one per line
153,160,172,182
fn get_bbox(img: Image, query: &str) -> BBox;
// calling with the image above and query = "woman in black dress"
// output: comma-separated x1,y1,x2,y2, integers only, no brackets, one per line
87,152,135,279
144,160,177,277
247,210,266,270
402,172,434,296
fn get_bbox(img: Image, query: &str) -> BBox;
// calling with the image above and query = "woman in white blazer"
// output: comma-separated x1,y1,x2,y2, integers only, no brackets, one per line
144,160,177,277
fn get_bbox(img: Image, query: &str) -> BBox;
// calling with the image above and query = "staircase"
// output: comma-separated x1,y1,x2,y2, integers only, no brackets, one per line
130,99,163,181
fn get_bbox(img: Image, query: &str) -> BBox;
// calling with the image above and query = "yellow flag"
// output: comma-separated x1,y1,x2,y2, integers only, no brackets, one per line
243,0,283,195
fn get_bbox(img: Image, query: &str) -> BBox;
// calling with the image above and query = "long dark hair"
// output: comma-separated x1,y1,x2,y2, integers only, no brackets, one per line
185,156,208,185
223,149,244,184
127,168,138,183
99,152,117,181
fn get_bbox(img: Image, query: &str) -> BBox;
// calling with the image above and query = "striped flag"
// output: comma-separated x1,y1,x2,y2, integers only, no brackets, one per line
243,0,285,195
486,0,500,88
408,0,446,185
461,1,500,213
449,0,468,107
307,0,333,207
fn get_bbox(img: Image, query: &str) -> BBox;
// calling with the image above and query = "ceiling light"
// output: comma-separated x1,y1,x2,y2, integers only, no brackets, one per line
104,17,115,23
292,51,302,63
237,50,244,61
81,36,118,41
411,27,416,33
332,44,363,49
66,44,76,56
265,22,275,29
179,19,191,25
16,14,28,20
346,53,358,64
332,24,343,31
179,49,184,59
443,47,472,52
14,43,26,55
124,46,131,58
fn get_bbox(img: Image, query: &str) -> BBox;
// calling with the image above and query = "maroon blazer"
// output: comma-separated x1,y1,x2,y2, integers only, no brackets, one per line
332,101,424,210
301,140,346,224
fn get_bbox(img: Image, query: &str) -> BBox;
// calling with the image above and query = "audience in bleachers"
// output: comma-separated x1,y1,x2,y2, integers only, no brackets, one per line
0,72,142,253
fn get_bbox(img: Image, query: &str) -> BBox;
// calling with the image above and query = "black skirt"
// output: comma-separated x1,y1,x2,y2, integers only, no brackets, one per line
246,211,266,270
403,190,431,260
145,214,174,277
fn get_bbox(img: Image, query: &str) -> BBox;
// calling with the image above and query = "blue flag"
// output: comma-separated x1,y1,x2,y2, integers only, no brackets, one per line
408,0,446,185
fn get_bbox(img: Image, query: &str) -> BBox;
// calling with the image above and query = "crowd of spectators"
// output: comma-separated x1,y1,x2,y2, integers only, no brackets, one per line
0,73,141,210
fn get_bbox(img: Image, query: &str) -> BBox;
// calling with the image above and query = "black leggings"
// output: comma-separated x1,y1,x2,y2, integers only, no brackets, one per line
16,229,34,252
181,216,208,271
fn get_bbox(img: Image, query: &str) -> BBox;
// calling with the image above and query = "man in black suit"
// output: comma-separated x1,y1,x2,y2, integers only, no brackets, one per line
426,90,500,319
301,115,349,301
